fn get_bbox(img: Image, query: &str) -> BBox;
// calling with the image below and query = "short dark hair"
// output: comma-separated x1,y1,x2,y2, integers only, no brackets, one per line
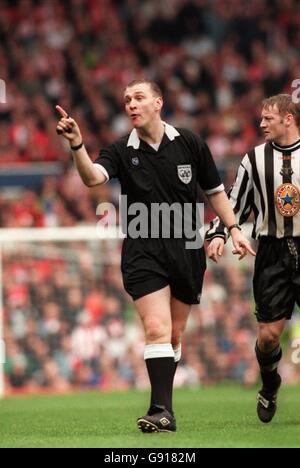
262,94,300,126
125,79,163,98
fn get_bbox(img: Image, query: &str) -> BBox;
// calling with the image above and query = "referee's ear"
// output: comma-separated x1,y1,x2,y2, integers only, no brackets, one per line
155,97,163,111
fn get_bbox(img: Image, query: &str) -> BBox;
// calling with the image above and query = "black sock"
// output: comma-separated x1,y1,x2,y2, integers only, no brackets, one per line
255,342,282,392
146,357,175,414
149,359,177,410
261,369,281,392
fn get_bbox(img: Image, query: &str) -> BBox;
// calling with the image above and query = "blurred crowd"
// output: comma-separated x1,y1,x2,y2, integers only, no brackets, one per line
1,0,300,392
1,0,300,226
3,240,300,393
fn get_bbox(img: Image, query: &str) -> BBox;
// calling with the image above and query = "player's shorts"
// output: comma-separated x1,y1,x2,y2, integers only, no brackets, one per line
121,237,206,304
253,236,300,322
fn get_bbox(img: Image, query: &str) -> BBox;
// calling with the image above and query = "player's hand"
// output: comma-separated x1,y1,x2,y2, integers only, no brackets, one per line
55,105,82,146
207,237,225,263
231,229,256,260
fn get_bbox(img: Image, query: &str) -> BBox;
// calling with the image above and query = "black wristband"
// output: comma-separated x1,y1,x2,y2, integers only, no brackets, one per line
70,141,83,151
228,223,241,233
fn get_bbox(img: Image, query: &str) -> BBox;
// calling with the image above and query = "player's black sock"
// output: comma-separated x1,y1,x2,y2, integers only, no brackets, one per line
144,344,175,414
255,341,282,391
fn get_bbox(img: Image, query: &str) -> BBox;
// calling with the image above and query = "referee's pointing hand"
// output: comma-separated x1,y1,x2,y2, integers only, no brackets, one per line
56,105,82,145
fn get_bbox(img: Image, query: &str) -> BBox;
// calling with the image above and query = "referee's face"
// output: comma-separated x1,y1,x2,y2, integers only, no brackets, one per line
260,105,288,143
124,83,162,129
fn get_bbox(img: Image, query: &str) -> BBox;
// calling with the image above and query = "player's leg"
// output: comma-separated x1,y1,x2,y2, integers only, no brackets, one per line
135,286,176,432
253,238,293,422
255,319,285,423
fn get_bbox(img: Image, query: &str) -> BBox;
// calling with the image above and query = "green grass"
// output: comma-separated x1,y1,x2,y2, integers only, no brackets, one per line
0,386,300,448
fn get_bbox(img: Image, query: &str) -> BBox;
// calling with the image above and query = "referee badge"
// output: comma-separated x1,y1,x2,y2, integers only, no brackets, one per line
177,165,192,184
275,183,300,217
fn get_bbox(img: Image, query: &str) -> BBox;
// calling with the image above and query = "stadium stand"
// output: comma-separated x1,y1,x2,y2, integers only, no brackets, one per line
1,0,300,392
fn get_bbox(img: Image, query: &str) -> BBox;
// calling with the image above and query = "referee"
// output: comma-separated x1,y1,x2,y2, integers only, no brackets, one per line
56,79,254,433
206,93,300,424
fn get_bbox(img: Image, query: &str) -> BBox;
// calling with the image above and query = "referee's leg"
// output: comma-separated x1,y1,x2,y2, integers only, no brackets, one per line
171,296,191,371
135,286,177,430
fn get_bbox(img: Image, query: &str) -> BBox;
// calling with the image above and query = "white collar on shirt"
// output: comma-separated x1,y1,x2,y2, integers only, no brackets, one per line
127,122,180,149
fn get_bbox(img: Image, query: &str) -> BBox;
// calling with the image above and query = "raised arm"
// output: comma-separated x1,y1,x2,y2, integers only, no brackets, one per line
56,105,107,187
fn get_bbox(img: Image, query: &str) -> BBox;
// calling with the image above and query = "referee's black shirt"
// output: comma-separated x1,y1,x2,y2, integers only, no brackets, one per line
94,123,224,237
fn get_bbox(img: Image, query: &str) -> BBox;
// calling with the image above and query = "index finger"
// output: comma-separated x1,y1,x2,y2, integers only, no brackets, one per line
56,105,69,118
243,241,256,256
248,245,256,256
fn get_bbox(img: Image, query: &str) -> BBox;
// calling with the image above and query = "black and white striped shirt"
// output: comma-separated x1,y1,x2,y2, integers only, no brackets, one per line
206,139,300,240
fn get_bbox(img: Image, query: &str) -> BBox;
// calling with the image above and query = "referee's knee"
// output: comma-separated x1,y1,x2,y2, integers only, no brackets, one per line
144,319,170,343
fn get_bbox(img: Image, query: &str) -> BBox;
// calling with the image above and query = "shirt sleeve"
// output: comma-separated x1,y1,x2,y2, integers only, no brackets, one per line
195,138,224,194
94,143,120,181
205,154,254,241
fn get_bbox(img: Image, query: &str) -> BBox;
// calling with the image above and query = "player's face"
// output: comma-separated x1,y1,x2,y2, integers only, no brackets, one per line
124,83,162,129
260,105,289,143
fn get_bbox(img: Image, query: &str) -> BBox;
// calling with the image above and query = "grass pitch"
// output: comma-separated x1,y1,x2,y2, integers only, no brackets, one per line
1,386,300,448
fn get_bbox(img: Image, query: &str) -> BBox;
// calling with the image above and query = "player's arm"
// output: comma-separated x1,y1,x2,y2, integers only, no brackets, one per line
56,105,107,187
206,190,256,262
205,153,255,261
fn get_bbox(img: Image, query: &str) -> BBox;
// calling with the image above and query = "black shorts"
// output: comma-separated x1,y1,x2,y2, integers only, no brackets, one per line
253,236,300,322
121,237,206,304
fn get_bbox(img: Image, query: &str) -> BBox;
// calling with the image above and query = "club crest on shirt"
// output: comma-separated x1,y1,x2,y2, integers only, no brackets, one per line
275,183,300,217
177,165,192,184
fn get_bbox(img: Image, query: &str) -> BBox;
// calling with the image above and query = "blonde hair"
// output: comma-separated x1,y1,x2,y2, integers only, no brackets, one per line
262,94,300,126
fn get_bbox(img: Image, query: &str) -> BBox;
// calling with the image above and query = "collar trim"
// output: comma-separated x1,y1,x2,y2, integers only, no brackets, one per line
127,122,180,149
271,139,300,152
